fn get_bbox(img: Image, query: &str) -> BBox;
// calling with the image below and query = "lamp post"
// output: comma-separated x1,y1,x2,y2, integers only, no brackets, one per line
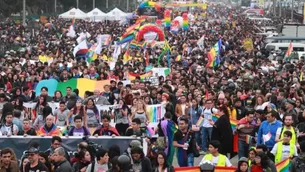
22,0,26,25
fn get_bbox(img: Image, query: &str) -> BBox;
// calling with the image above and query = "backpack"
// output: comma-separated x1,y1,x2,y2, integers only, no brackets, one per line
202,107,215,115
279,126,297,139
69,126,89,136
295,157,305,172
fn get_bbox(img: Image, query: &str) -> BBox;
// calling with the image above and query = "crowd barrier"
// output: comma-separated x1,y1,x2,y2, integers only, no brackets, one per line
0,136,145,159
174,166,237,172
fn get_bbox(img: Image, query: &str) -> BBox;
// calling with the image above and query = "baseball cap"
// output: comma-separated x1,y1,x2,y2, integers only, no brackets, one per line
26,147,39,154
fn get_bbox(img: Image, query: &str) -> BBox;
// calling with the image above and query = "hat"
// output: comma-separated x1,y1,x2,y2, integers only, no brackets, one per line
26,147,39,153
129,140,142,148
238,157,248,163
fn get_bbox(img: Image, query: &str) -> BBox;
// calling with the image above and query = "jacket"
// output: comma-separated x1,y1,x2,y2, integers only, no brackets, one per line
175,103,190,117
54,160,72,172
290,153,305,172
37,124,62,136
257,120,282,149
0,160,19,172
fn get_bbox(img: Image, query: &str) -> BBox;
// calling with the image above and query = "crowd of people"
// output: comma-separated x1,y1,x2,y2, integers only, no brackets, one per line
1,1,305,172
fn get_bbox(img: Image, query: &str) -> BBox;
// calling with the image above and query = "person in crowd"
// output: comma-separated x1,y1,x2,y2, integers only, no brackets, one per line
20,155,30,172
66,99,87,127
24,147,49,172
200,99,218,153
108,156,120,172
52,147,72,172
235,157,249,172
67,115,91,136
188,98,203,146
113,99,130,136
36,114,61,136
39,152,53,172
86,148,109,172
130,146,152,172
54,101,70,127
257,111,282,153
255,144,277,172
210,105,233,156
249,152,272,172
35,87,53,102
0,148,19,172
199,140,232,167
248,148,257,166
236,108,255,158
130,99,149,129
155,151,174,172
84,90,111,105
108,144,121,161
125,118,146,137
0,111,19,135
173,116,198,167
271,130,298,163
93,114,119,136
18,118,37,136
45,136,70,161
33,95,49,123
275,114,298,145
53,91,64,102
175,94,190,120
12,110,23,132
85,98,100,132
72,149,91,172
33,105,52,130
291,141,305,172
101,85,116,105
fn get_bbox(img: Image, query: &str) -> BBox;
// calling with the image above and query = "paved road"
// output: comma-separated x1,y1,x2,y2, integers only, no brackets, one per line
172,153,239,167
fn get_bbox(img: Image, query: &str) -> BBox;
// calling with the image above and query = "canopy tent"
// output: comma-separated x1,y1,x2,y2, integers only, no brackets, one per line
87,8,107,21
106,8,128,21
59,8,87,19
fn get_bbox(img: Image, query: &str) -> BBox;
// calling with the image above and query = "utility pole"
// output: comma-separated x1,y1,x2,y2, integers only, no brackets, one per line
127,0,129,11
22,0,26,25
106,0,108,9
55,0,57,13
291,0,294,21
93,0,95,9
76,0,79,9
279,0,282,17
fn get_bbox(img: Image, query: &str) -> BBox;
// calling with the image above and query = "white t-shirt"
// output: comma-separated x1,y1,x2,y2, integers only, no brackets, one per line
276,127,298,140
202,107,218,128
199,154,232,167
271,143,298,161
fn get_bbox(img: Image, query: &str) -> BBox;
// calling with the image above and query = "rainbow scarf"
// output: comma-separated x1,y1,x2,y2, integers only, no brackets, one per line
212,114,238,130
164,10,171,28
245,135,253,144
276,158,291,172
182,13,189,31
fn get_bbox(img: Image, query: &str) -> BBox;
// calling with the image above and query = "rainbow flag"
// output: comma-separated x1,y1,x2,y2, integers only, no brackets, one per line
276,158,291,172
215,167,238,172
118,34,135,45
196,116,204,127
104,36,112,47
128,71,153,81
175,55,182,62
166,120,178,165
245,135,252,144
123,44,132,63
86,45,97,63
207,39,222,67
212,114,238,130
284,42,293,61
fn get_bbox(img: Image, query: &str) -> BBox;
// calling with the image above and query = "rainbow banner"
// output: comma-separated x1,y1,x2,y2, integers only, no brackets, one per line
212,114,238,129
245,135,252,144
206,39,221,67
127,71,153,81
175,55,182,61
35,78,110,98
276,158,291,172
164,10,171,28
174,166,237,172
146,104,166,123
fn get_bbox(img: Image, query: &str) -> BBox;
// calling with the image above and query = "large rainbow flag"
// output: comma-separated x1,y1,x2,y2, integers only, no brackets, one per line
212,114,238,130
283,42,293,61
206,39,222,67
276,158,291,172
35,78,110,98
